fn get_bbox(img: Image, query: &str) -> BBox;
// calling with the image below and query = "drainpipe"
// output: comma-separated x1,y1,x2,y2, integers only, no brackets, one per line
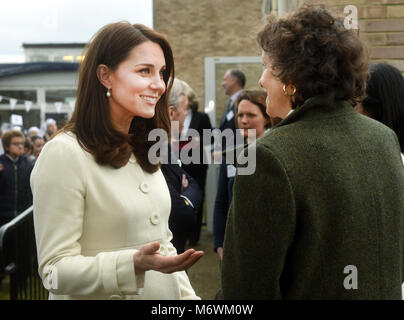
278,0,287,17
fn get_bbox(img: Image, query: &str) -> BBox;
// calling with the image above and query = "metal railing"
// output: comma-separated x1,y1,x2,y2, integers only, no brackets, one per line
0,206,48,300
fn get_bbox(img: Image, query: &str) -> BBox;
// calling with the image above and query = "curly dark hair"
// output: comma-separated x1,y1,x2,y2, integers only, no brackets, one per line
257,5,368,108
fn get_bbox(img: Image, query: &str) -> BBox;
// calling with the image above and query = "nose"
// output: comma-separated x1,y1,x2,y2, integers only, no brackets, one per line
240,115,248,124
150,75,166,94
258,76,264,89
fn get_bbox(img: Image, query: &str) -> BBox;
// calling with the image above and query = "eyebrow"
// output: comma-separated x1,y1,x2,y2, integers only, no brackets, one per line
136,63,166,69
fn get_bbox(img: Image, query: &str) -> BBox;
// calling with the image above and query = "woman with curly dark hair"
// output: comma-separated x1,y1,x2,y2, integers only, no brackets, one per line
221,6,404,299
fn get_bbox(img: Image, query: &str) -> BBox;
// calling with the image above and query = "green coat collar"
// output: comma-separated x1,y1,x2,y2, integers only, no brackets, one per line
273,96,355,129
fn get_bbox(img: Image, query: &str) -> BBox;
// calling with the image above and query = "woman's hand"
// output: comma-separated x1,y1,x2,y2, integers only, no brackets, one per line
133,241,204,275
217,247,223,261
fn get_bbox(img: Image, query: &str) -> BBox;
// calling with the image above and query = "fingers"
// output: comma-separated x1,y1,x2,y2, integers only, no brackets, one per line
160,250,204,273
135,243,205,275
141,241,160,255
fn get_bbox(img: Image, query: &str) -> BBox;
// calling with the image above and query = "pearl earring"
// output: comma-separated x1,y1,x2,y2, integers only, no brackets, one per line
106,88,111,97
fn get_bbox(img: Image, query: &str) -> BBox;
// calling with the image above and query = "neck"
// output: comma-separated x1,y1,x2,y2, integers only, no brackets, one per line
6,153,18,161
110,112,132,135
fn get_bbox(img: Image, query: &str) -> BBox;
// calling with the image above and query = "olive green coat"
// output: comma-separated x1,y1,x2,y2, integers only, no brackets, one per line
221,96,404,299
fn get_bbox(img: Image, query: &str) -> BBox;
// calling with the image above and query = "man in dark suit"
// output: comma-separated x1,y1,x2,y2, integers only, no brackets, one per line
161,78,202,254
219,69,246,132
180,90,212,246
212,69,246,161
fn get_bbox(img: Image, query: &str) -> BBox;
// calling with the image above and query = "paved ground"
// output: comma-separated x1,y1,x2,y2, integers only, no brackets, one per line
185,228,221,300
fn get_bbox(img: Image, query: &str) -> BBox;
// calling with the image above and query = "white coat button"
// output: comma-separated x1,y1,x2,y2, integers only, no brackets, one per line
159,245,167,255
149,213,159,225
140,182,149,193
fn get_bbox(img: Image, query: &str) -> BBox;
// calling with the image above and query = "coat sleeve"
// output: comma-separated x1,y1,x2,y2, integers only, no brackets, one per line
221,144,296,299
213,162,229,251
181,168,202,210
31,137,144,297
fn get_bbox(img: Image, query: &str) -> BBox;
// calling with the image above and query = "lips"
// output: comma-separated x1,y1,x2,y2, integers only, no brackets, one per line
140,95,158,103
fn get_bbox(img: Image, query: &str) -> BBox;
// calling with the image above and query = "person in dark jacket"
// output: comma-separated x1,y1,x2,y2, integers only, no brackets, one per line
213,90,271,260
355,63,404,163
162,78,202,254
161,150,201,254
221,6,404,300
0,130,34,227
181,88,212,246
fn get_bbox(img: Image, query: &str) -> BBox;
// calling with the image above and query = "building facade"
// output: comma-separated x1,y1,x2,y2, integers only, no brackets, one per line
153,0,404,232
0,44,83,132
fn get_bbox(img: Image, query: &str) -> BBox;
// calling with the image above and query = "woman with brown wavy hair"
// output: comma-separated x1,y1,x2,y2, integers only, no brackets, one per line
31,22,203,300
221,6,404,299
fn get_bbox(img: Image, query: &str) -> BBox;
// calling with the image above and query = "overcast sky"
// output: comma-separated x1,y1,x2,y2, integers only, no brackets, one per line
0,0,153,62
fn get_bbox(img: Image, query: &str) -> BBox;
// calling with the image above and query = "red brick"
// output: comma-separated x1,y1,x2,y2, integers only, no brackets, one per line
363,6,387,18
360,19,404,32
361,33,387,45
386,33,404,45
370,46,404,58
384,0,404,4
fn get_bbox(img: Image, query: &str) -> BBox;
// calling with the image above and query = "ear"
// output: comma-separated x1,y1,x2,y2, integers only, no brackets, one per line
96,64,112,89
168,106,176,121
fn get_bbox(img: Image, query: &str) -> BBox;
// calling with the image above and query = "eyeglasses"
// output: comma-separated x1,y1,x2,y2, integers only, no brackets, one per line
11,142,24,146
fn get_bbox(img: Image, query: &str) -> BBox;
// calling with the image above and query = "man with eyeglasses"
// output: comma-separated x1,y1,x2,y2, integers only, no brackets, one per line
0,130,34,228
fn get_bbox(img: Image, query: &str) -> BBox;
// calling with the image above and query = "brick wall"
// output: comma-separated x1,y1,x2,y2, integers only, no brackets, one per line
153,0,266,113
306,0,404,72
153,0,404,114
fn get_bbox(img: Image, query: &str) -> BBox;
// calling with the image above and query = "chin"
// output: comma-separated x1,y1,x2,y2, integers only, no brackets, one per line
138,110,156,119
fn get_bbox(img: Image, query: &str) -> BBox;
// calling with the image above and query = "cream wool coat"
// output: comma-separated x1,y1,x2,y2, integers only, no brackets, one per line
31,132,199,300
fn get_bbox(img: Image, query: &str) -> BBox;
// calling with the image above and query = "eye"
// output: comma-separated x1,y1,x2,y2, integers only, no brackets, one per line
159,69,166,78
139,68,150,74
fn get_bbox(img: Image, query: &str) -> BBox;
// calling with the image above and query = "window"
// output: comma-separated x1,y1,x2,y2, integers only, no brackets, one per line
0,90,36,104
30,55,49,62
45,90,76,103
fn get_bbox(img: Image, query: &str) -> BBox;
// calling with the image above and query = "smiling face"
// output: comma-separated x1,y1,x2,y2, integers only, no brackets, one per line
103,41,166,133
259,52,292,119
237,99,269,142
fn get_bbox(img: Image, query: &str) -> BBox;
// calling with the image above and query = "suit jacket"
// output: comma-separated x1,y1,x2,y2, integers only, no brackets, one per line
213,153,237,251
181,111,212,189
219,100,236,132
161,148,202,253
31,132,199,300
222,96,404,299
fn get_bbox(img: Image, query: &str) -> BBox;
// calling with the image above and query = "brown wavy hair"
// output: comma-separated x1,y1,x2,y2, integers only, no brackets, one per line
63,22,174,172
257,5,368,108
234,90,272,129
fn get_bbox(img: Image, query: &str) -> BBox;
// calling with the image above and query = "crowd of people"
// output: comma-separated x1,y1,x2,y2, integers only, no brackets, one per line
0,118,57,227
0,5,403,300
